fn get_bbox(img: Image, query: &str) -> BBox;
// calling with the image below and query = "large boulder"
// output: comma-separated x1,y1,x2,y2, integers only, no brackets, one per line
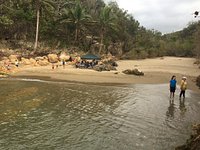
29,58,37,66
21,57,31,65
37,60,49,66
122,69,144,76
9,55,18,64
59,52,70,61
48,54,58,63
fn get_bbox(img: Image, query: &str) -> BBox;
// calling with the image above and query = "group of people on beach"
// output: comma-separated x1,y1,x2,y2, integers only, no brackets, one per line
169,75,187,99
75,59,98,69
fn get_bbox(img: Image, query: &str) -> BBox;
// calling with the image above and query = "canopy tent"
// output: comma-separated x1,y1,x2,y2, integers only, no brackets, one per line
81,54,101,60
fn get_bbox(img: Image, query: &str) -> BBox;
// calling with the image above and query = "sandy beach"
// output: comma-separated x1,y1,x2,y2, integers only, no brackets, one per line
11,57,200,92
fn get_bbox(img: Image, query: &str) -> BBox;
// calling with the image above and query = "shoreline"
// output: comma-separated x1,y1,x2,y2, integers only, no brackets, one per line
10,71,200,93
6,57,200,93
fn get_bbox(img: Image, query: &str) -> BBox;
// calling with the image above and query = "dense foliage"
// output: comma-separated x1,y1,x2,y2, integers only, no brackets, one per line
0,0,199,59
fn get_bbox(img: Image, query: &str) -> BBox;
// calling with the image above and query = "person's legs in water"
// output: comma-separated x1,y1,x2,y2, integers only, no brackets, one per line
182,90,185,99
179,90,184,99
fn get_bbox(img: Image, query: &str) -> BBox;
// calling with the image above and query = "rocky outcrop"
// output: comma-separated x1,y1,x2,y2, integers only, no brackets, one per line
175,124,200,150
122,69,144,76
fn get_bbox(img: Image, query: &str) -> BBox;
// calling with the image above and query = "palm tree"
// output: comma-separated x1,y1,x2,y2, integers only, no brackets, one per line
60,0,92,42
98,6,117,54
33,0,55,51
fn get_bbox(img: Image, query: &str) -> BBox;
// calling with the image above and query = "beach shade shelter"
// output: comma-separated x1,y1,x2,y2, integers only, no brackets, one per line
81,54,101,60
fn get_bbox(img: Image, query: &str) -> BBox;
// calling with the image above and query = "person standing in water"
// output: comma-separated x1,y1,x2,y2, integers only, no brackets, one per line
179,77,187,99
169,75,177,99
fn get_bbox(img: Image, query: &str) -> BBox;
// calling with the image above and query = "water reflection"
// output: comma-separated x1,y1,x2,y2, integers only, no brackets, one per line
179,98,187,117
166,100,175,118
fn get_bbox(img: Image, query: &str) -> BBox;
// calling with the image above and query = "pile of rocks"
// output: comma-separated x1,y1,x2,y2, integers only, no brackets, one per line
0,53,73,67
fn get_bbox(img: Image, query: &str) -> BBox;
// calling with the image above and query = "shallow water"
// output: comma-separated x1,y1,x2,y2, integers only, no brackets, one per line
0,78,200,150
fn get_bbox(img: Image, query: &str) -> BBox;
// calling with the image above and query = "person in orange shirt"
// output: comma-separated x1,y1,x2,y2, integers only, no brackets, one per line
179,77,187,99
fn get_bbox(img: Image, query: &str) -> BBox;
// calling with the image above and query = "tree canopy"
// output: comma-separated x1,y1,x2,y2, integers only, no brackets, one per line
0,0,199,59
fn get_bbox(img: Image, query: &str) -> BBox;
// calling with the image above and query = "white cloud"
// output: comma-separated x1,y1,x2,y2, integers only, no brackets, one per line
104,0,200,33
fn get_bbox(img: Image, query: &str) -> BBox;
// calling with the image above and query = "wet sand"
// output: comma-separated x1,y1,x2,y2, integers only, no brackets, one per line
11,57,200,92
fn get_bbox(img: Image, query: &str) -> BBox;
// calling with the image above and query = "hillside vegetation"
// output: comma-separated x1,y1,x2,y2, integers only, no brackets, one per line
0,0,199,59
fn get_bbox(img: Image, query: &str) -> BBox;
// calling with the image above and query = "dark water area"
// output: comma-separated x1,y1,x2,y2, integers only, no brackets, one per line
0,78,200,150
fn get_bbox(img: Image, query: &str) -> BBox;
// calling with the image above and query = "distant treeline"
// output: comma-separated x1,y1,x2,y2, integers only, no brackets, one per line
0,0,199,59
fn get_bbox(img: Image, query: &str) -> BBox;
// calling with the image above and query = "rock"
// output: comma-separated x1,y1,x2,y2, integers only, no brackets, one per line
35,56,45,61
102,58,118,67
29,58,36,64
194,60,200,65
1,57,8,61
74,56,81,62
21,58,31,65
37,60,49,66
93,64,117,72
122,69,144,76
48,54,58,63
59,52,70,61
9,55,18,64
0,66,9,77
43,56,48,60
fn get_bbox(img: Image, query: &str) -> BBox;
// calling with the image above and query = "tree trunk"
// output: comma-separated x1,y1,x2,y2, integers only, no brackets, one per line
34,0,40,51
75,24,78,42
99,28,104,54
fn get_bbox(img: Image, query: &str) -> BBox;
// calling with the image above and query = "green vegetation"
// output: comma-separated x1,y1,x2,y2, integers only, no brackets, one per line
0,0,199,59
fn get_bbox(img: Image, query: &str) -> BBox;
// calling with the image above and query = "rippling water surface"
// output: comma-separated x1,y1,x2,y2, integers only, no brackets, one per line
0,78,200,150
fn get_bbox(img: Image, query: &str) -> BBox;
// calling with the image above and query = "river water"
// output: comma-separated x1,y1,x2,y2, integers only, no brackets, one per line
0,78,200,150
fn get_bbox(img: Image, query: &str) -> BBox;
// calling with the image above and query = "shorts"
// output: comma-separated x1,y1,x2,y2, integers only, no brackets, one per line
170,87,176,92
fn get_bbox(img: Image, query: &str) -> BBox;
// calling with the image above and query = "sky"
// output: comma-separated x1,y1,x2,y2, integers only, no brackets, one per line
104,0,200,34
